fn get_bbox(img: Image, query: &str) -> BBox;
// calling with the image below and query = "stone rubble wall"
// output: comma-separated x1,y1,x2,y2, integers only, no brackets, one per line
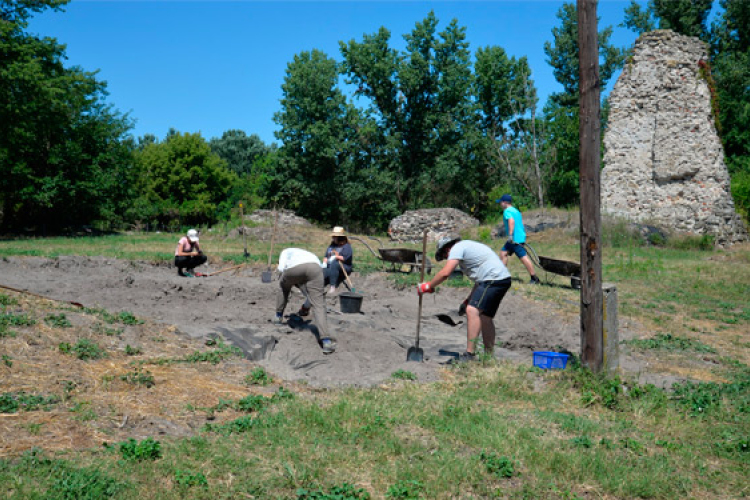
388,208,479,243
602,30,747,246
247,209,312,227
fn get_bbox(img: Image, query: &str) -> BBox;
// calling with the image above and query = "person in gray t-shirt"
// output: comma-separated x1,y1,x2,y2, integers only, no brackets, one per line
417,236,512,363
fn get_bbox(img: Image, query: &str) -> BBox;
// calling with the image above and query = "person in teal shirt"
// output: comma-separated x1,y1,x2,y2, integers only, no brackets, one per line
498,194,540,284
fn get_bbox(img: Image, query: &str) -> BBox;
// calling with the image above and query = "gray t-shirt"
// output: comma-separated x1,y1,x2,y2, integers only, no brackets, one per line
447,240,511,282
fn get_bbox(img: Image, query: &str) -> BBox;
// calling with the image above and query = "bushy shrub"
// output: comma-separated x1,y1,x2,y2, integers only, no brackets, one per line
730,169,750,221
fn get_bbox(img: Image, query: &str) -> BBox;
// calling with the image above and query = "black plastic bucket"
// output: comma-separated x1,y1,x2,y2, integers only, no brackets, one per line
339,292,363,314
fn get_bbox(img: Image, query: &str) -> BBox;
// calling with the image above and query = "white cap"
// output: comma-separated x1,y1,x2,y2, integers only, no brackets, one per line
187,229,199,242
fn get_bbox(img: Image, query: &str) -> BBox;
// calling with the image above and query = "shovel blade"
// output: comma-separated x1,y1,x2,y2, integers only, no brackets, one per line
261,271,273,283
406,346,424,362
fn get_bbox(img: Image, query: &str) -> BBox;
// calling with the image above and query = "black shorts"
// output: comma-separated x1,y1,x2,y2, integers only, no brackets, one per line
468,278,512,318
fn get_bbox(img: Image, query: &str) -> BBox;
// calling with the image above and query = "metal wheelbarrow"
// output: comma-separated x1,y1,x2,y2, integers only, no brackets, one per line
350,237,432,274
538,255,582,289
520,242,581,288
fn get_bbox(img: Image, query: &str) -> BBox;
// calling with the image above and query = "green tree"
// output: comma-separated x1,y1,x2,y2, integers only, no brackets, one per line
341,11,481,213
621,1,657,35
130,131,236,227
621,0,713,39
209,130,275,177
542,2,625,206
0,0,135,231
475,47,553,210
272,49,355,225
711,0,750,217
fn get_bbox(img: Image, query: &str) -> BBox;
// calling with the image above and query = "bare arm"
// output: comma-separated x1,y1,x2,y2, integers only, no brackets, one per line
426,259,459,289
175,240,199,257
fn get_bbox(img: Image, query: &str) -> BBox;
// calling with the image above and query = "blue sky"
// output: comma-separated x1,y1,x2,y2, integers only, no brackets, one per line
32,1,641,145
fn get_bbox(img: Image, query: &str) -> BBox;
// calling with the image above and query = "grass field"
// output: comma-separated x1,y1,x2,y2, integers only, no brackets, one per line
1,215,749,499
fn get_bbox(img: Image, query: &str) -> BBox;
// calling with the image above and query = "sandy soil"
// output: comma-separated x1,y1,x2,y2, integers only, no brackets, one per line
0,256,582,388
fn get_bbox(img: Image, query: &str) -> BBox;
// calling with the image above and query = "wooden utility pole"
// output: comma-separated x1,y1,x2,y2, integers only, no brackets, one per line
578,0,603,372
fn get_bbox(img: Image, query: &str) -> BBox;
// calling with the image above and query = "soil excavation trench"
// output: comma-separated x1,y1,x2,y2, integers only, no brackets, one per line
1,256,580,387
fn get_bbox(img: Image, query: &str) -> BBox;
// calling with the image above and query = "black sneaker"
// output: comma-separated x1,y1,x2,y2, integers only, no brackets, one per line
529,275,541,285
297,306,310,317
450,352,476,364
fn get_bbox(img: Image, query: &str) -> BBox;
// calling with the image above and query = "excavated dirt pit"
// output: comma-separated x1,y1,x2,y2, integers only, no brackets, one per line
0,256,583,387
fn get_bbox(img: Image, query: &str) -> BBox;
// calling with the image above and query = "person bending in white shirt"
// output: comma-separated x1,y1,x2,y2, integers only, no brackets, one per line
275,248,337,354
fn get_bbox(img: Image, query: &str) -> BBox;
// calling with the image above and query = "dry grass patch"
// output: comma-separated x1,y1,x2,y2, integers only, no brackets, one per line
0,290,287,457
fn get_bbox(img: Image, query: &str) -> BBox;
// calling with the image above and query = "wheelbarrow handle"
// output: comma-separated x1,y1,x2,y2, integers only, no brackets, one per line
349,236,380,259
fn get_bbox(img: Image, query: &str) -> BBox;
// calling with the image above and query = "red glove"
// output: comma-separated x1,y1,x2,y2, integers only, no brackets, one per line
417,283,434,295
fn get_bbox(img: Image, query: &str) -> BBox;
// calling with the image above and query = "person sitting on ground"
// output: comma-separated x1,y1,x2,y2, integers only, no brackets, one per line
275,247,337,354
324,226,353,292
417,235,512,363
174,229,207,277
497,194,541,285
298,226,353,317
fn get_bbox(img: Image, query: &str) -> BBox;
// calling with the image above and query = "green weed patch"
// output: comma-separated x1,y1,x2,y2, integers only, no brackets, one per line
671,366,750,417
0,392,60,413
119,368,155,388
386,479,425,499
84,307,143,325
59,339,107,360
391,369,417,381
183,340,242,364
627,333,716,353
245,366,272,386
44,313,72,328
297,483,371,499
174,469,208,488
0,293,18,306
112,437,162,461
0,312,35,327
48,464,125,500
479,450,516,478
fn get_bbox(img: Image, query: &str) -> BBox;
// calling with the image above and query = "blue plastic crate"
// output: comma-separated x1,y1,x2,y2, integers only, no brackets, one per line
533,351,570,370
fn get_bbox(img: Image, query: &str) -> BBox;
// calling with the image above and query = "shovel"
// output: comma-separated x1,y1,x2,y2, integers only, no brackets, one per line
407,230,428,362
338,259,356,293
239,202,250,259
262,208,279,283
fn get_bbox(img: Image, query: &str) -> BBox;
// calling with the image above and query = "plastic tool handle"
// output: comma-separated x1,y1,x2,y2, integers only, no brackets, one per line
415,229,428,349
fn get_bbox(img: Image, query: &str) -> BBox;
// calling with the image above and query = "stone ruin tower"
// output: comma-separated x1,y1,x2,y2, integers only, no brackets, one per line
602,30,747,245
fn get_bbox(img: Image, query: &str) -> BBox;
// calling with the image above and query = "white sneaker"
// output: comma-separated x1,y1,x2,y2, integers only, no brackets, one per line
321,338,337,354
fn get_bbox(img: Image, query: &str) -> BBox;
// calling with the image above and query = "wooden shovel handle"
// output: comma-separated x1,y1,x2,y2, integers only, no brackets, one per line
207,263,247,277
267,208,278,268
415,229,428,349
337,259,354,290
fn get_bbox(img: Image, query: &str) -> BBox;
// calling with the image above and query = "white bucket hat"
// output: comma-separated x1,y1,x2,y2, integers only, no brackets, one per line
187,229,199,242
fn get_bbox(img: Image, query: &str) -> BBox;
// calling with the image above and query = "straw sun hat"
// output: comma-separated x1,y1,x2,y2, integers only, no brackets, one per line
330,226,348,238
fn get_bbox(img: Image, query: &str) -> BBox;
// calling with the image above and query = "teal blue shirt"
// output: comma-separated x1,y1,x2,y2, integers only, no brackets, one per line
503,206,527,244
